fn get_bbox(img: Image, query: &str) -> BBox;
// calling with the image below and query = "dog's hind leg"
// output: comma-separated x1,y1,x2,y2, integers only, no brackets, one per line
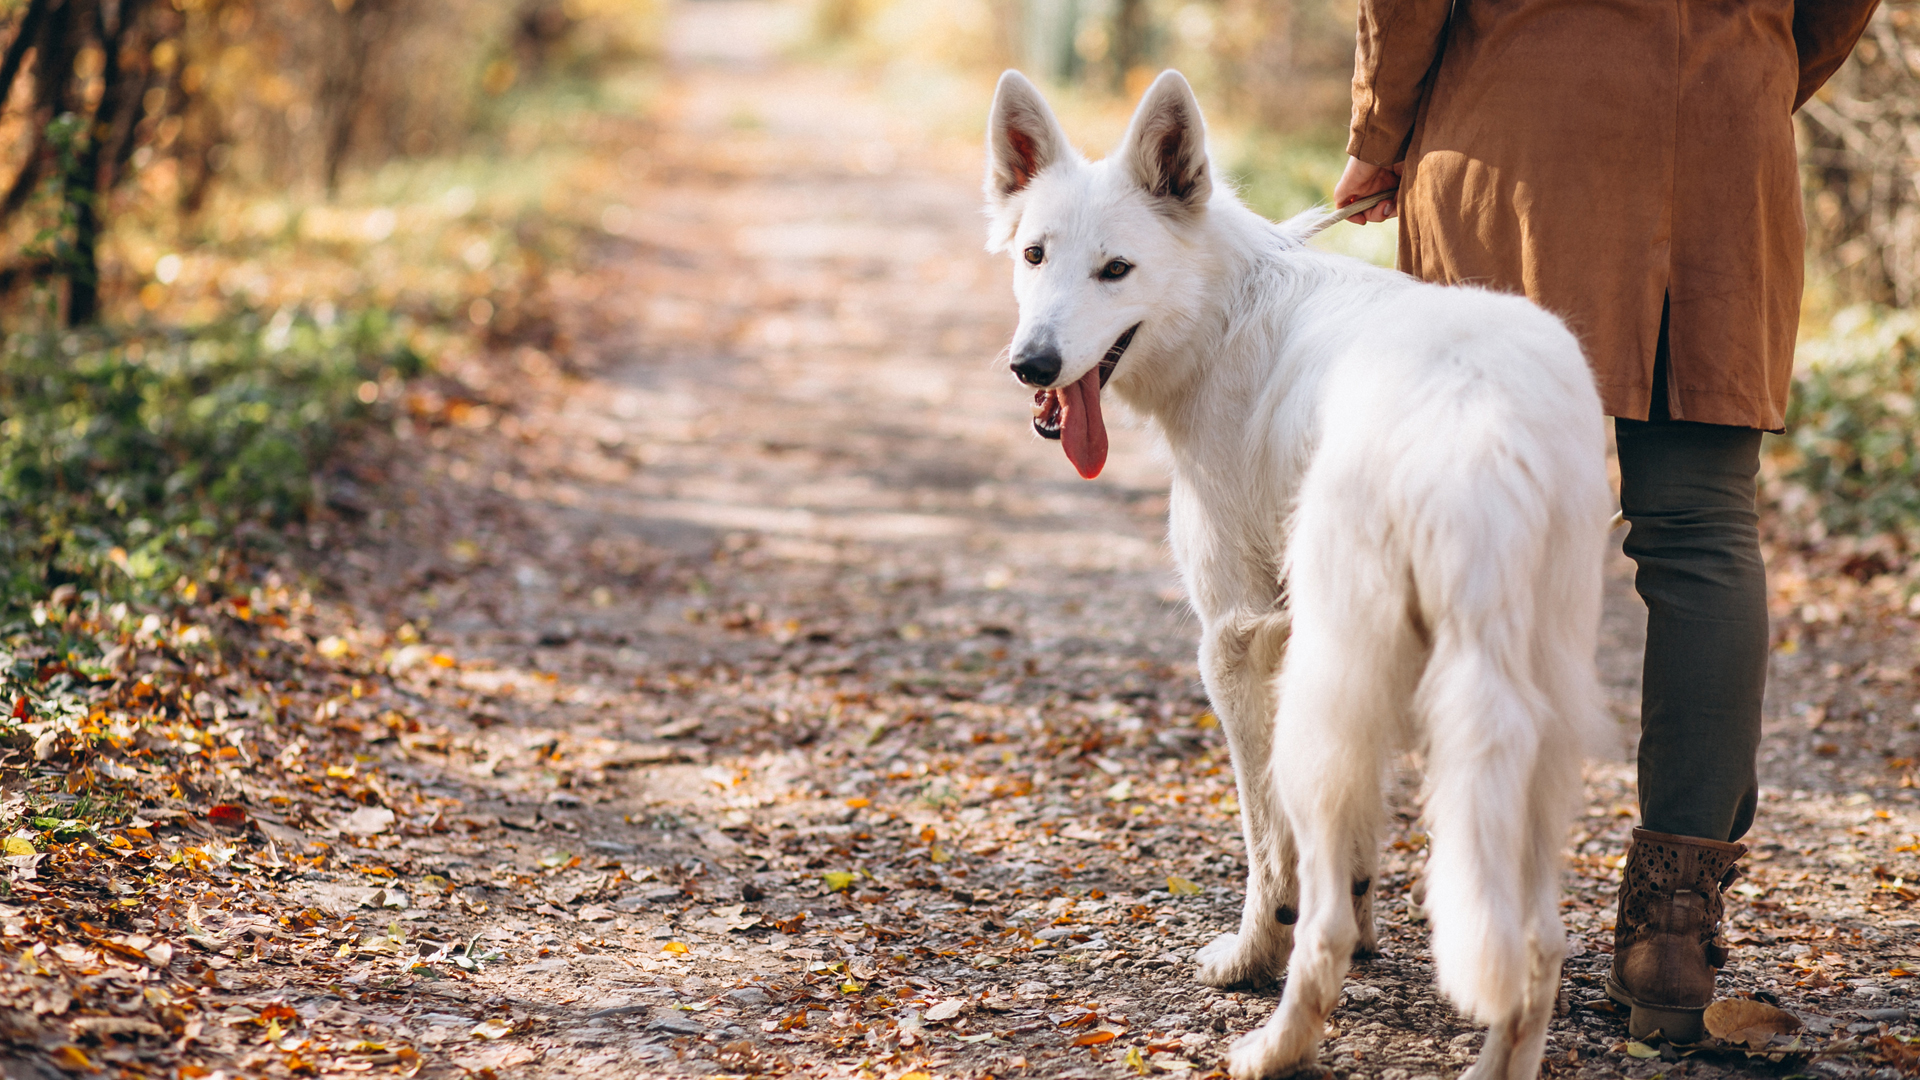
1194,610,1299,989
1420,557,1591,1080
1227,615,1405,1079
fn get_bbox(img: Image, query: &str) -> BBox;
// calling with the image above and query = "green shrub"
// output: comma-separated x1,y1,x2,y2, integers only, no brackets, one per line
0,308,421,623
1769,306,1920,547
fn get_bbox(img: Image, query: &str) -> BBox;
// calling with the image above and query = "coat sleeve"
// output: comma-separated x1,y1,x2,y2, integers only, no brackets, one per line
1347,0,1455,165
1793,0,1882,110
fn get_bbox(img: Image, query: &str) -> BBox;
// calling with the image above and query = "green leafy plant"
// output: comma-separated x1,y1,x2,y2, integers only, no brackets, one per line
0,306,422,624
1768,306,1920,548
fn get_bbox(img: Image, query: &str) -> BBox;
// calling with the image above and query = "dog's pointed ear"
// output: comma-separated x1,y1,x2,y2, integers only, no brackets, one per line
986,70,1069,204
1119,70,1211,212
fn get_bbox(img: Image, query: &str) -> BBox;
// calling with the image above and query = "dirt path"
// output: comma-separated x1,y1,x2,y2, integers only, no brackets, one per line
188,6,1920,1079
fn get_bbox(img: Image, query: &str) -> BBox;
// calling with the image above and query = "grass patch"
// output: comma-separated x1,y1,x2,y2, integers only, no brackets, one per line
0,307,420,658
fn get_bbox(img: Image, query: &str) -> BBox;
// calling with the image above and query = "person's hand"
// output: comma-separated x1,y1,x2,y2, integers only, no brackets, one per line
1333,157,1403,224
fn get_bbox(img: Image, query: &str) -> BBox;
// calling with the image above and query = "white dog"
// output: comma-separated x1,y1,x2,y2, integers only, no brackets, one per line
985,70,1611,1080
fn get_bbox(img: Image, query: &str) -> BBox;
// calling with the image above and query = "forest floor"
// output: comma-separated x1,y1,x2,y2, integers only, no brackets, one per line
8,4,1920,1079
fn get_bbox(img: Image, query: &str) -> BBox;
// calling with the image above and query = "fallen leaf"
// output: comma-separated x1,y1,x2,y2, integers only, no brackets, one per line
4,837,35,856
342,807,396,836
207,805,247,827
662,941,690,955
925,999,964,1022
845,797,871,809
1073,1029,1118,1046
1704,999,1801,1048
577,905,616,921
823,871,856,892
48,1045,94,1072
471,1018,512,1040
1125,1046,1148,1074
1623,1041,1659,1059
1167,876,1202,896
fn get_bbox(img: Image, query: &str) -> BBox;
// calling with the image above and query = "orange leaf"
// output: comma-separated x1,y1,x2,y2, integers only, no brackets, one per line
845,798,871,809
1072,1030,1117,1046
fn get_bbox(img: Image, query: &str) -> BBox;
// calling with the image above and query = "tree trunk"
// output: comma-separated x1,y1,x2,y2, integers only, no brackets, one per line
64,0,145,325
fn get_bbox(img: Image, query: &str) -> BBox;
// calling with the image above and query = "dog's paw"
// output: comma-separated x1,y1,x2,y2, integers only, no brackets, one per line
1227,1023,1327,1080
1351,919,1380,961
1196,931,1287,989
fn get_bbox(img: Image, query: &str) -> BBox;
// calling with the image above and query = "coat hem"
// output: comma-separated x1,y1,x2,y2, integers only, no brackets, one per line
1599,381,1785,432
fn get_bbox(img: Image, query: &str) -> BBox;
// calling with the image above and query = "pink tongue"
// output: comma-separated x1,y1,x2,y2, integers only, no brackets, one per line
1059,366,1108,479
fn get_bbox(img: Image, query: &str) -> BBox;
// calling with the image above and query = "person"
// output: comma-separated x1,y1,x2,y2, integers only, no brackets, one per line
1331,0,1881,1043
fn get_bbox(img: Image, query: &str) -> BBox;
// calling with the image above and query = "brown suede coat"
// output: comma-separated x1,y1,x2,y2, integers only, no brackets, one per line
1349,0,1879,429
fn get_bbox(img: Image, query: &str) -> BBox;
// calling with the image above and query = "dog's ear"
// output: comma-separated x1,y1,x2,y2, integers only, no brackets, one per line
985,70,1069,204
1118,70,1211,212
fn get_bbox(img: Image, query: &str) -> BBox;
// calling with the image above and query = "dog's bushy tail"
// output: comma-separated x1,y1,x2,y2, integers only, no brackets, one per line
1412,426,1602,1023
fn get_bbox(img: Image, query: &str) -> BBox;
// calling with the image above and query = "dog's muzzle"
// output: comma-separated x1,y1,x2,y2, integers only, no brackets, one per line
1030,323,1139,441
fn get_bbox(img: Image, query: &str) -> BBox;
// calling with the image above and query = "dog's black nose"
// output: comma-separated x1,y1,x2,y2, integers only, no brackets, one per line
1011,345,1062,387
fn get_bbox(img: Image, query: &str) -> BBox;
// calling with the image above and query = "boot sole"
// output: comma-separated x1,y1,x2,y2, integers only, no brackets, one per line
1606,976,1706,1043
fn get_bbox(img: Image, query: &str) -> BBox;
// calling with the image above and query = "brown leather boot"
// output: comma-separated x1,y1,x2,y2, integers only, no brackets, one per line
1606,827,1746,1042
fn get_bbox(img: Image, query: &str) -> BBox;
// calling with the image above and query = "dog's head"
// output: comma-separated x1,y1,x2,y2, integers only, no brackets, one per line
984,69,1214,479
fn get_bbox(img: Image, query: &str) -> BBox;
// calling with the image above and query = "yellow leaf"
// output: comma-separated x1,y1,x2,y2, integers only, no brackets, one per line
4,837,36,856
823,871,856,892
1195,711,1218,729
471,1019,512,1040
1623,1041,1659,1059
898,1073,932,1080
662,941,690,955
49,1045,93,1072
845,797,871,809
1124,1046,1147,1074
920,826,938,843
1167,876,1202,896
929,845,950,864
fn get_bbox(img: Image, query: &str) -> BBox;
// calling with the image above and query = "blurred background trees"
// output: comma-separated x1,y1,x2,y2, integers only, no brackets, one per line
0,0,657,326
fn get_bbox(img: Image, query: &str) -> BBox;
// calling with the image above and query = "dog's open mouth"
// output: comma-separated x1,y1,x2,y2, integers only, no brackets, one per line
1030,323,1139,480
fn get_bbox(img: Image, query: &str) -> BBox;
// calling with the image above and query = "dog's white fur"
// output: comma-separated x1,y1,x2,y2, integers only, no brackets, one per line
985,70,1611,1080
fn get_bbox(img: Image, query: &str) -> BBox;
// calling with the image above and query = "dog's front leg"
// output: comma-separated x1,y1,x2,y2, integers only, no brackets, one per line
1192,611,1298,989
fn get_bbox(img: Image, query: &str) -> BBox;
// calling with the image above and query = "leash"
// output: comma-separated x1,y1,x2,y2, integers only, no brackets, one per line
1305,186,1400,237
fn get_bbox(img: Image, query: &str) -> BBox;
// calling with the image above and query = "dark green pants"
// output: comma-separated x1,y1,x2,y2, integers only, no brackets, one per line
1614,331,1767,844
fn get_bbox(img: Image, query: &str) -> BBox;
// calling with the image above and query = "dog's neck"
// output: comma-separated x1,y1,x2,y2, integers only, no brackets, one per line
1112,209,1323,477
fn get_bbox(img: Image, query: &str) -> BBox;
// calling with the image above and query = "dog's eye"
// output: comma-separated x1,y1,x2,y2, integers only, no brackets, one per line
1023,245,1044,266
1101,259,1133,280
